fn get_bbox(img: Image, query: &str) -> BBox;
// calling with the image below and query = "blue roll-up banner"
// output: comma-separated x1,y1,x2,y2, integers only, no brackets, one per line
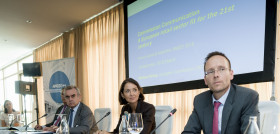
42,58,75,124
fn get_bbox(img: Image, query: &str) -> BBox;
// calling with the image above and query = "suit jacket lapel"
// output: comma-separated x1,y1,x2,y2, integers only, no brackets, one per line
65,107,70,122
135,100,142,113
203,92,214,133
73,102,82,127
221,84,235,134
204,103,214,133
53,106,63,121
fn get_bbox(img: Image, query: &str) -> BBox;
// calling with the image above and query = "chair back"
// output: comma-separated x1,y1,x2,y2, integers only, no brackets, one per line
155,105,173,134
94,108,112,131
258,101,280,134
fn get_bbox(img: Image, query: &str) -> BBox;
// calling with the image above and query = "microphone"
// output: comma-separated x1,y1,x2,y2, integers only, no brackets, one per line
25,113,48,131
150,108,177,134
92,111,111,127
168,108,177,117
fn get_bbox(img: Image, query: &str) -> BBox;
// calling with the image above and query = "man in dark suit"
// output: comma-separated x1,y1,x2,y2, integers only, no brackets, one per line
34,87,68,131
63,85,98,134
182,51,259,134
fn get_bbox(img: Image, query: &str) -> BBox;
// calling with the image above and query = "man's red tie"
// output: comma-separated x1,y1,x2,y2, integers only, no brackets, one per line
54,105,67,126
213,101,221,134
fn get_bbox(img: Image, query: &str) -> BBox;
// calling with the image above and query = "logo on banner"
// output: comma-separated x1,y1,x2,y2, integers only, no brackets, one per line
49,71,70,103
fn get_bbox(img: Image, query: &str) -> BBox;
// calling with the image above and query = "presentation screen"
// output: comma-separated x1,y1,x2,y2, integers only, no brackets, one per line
124,0,277,93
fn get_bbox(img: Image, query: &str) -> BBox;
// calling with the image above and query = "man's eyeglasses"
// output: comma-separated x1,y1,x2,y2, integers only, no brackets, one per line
205,67,230,76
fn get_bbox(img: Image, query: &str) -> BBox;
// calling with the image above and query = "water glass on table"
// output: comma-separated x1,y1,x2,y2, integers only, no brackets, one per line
127,113,143,134
17,114,25,126
8,114,14,127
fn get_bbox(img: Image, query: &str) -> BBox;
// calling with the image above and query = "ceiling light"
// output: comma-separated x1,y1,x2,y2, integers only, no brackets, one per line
26,20,32,23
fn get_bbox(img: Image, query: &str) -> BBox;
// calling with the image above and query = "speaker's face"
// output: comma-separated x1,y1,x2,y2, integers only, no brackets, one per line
65,88,81,108
5,101,13,110
121,82,140,105
204,55,233,98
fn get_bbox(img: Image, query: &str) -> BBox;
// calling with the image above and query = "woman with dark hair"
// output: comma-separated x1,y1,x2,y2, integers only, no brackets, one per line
1,100,20,127
95,78,156,134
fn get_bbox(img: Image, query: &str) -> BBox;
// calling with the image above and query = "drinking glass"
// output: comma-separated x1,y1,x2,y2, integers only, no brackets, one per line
17,114,25,126
8,114,14,127
127,113,143,134
56,114,69,134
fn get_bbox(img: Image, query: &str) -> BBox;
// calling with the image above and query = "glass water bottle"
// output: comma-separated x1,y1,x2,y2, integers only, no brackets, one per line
244,116,260,134
56,114,69,134
119,115,129,134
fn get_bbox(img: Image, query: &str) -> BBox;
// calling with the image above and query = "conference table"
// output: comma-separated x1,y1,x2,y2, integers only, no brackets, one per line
0,127,53,134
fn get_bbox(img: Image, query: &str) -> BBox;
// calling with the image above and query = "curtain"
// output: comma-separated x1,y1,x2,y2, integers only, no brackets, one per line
63,4,125,128
275,0,280,106
35,4,125,129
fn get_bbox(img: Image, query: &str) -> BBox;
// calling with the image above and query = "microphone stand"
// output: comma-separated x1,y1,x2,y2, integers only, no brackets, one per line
9,118,19,130
23,94,28,126
150,109,177,134
25,120,36,131
25,114,47,131
92,112,111,127
150,116,169,134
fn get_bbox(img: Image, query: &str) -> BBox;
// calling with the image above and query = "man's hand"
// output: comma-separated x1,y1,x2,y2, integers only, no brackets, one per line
43,126,57,132
51,125,59,130
94,130,110,134
34,124,43,130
